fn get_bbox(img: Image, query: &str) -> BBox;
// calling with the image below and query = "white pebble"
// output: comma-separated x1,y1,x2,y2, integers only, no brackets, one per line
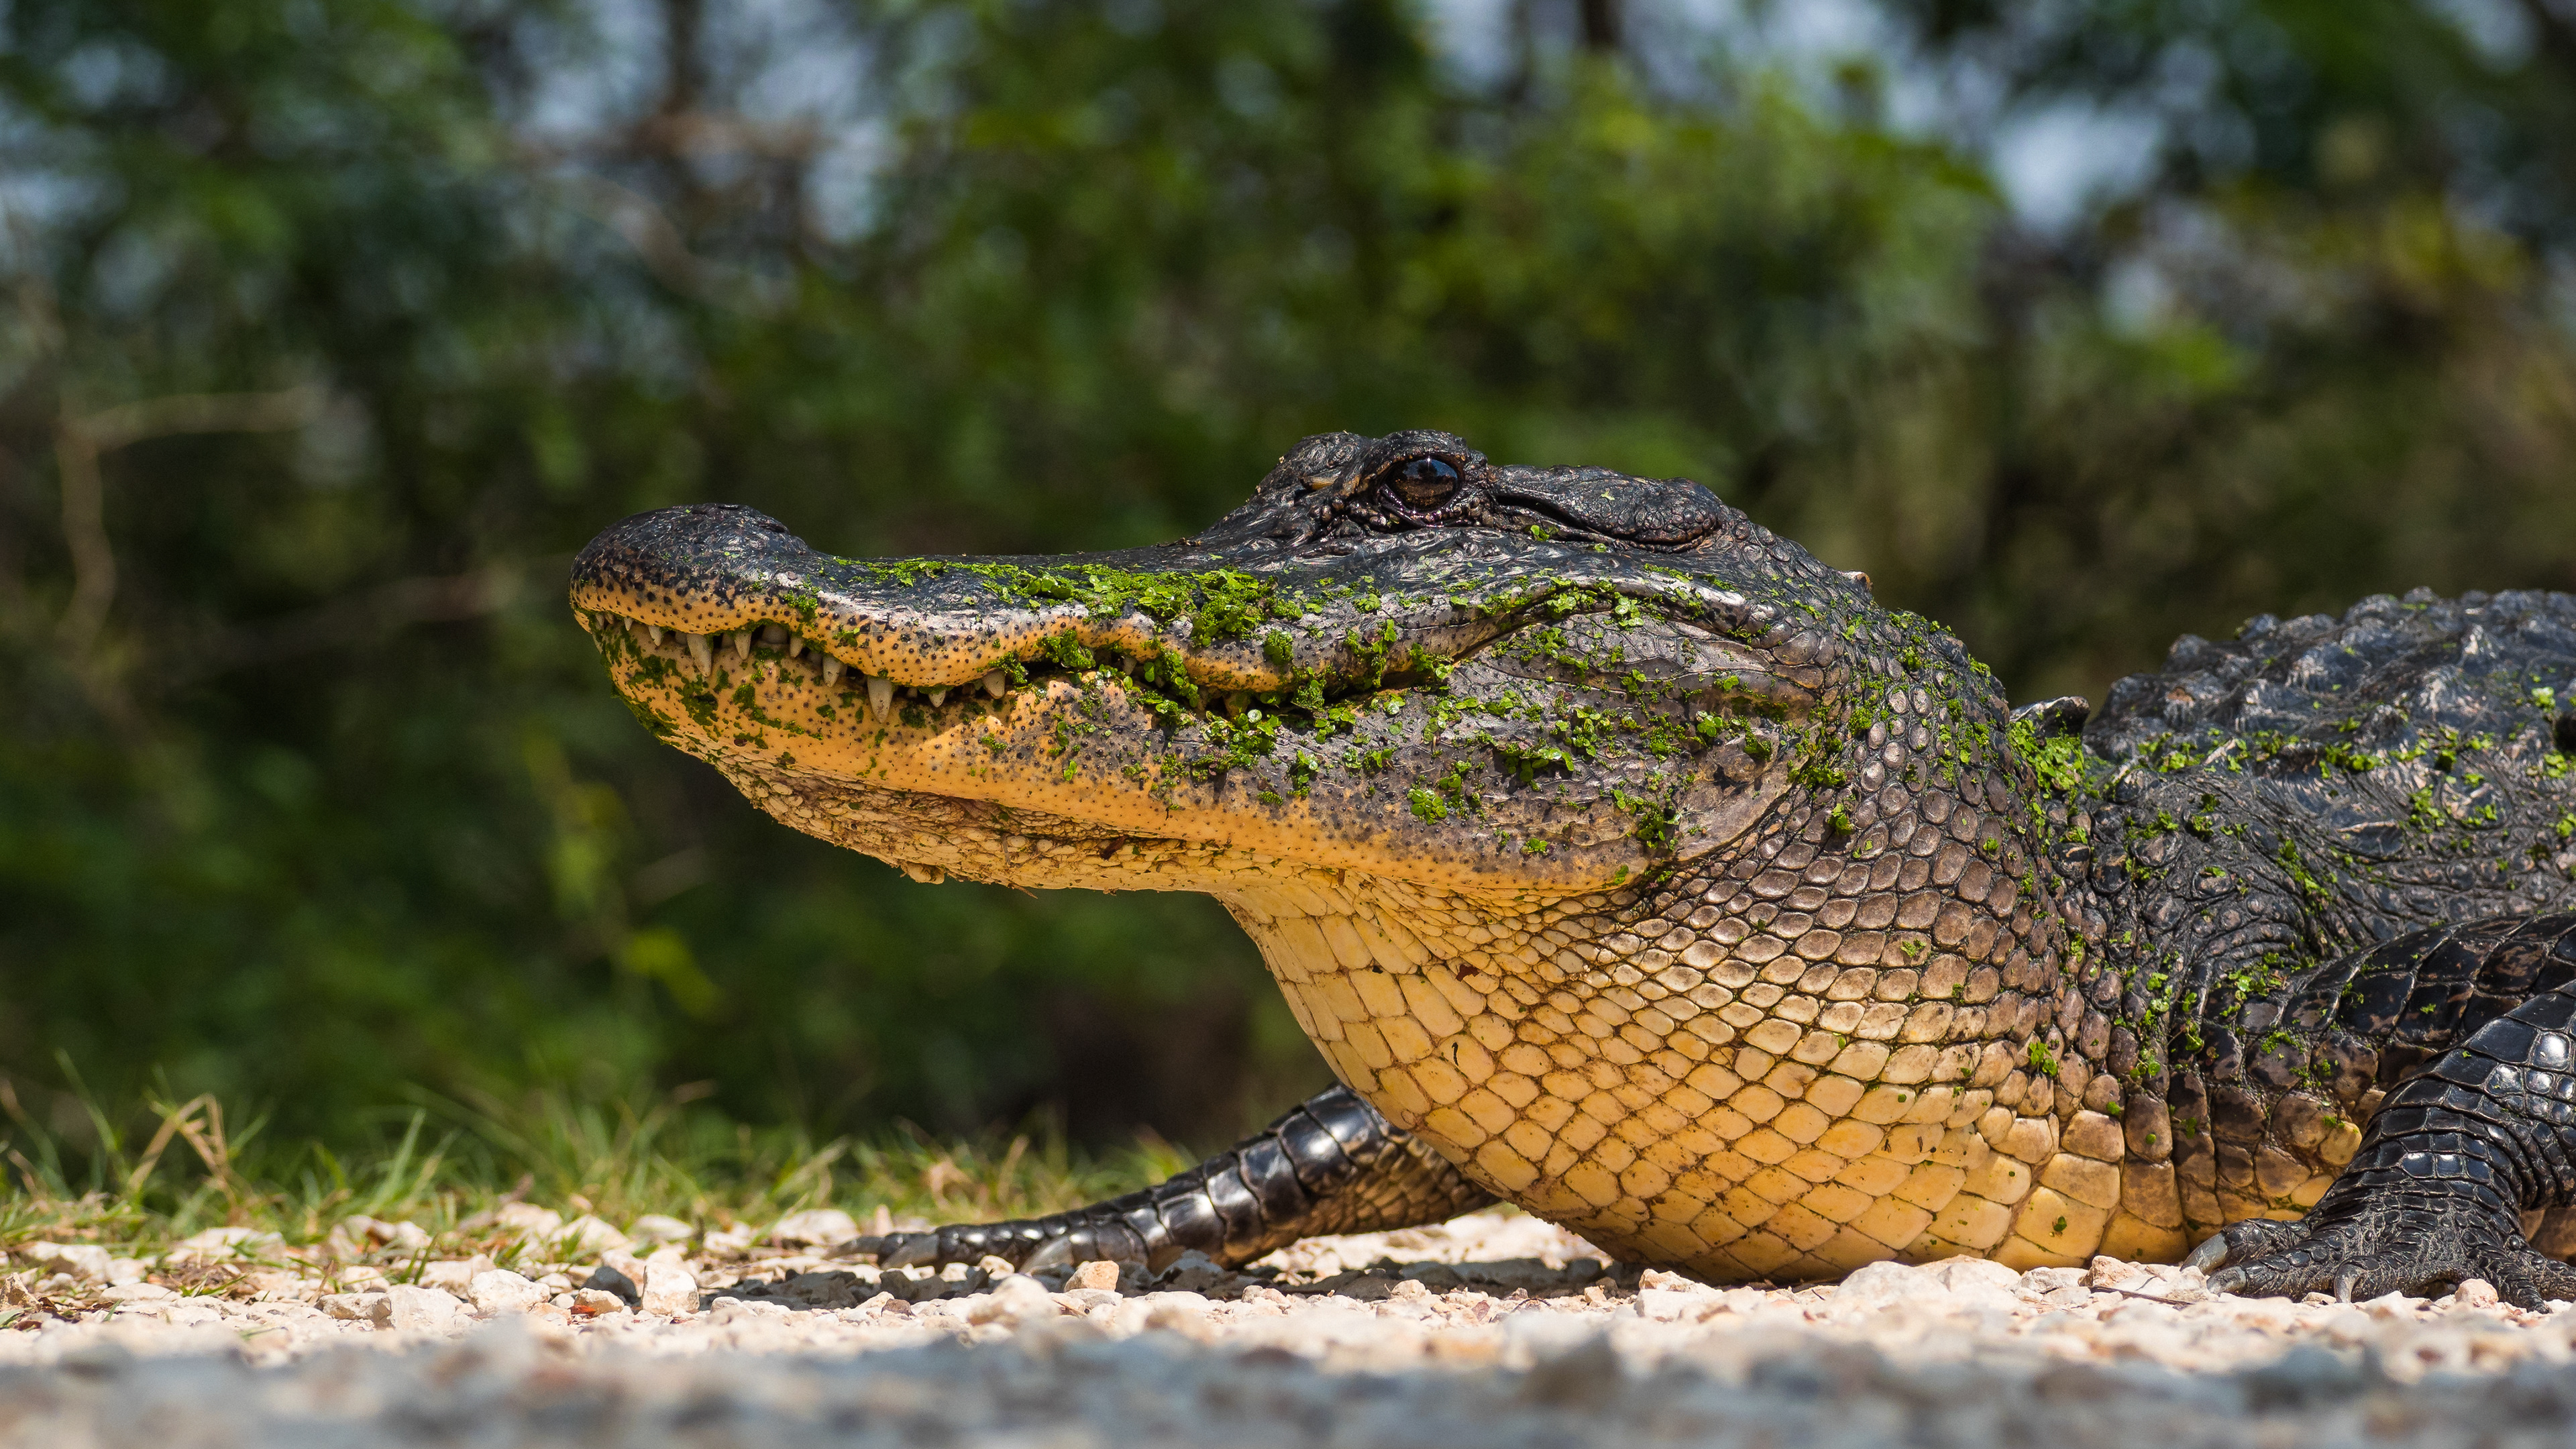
468,1269,547,1314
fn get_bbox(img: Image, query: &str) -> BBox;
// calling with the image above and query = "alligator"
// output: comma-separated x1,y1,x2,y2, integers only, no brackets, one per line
572,429,2576,1305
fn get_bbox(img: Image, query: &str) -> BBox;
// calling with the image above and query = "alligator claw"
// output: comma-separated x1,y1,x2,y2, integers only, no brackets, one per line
2184,1234,2232,1273
1020,1235,1076,1271
2196,1191,2576,1309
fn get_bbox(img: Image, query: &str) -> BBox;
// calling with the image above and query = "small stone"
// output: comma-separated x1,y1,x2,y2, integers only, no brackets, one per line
965,1274,1059,1325
776,1271,866,1309
769,1208,860,1248
873,1269,933,1303
17,1244,111,1283
582,1262,641,1306
2020,1266,2089,1297
341,1217,431,1252
1929,1258,2023,1296
975,1255,1018,1279
1106,1290,1213,1338
710,1297,789,1326
468,1269,547,1314
99,1283,177,1303
321,1292,388,1322
1835,1260,1944,1309
570,1289,627,1315
493,1204,565,1242
232,1271,308,1299
1157,1250,1230,1295
383,1284,464,1331
1833,1256,2021,1312
639,1260,699,1316
2087,1256,2149,1291
557,1214,629,1254
2454,1278,2500,1309
418,1256,493,1293
1636,1283,1723,1322
1068,1260,1122,1293
627,1214,694,1246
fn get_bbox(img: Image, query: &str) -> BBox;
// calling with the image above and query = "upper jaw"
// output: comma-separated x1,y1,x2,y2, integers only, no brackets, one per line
568,501,1788,698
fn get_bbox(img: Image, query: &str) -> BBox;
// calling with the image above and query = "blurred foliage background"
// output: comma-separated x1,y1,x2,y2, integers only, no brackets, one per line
2,0,2572,1173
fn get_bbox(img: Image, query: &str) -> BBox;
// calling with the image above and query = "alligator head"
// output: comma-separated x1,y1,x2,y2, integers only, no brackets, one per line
573,428,2036,1276
572,429,1878,902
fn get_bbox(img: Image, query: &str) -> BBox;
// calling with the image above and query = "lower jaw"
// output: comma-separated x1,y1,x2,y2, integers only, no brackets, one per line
706,756,1572,909
700,757,1216,892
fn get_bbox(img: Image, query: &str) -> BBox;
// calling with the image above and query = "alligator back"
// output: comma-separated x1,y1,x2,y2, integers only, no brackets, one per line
2078,586,2576,960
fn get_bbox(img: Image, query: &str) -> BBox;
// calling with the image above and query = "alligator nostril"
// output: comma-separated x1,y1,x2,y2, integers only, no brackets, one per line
2557,712,2575,755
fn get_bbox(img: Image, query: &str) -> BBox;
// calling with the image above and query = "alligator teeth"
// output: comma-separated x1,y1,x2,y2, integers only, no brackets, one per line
981,671,1006,698
686,633,713,672
648,625,665,647
866,674,893,720
757,624,790,650
927,688,947,707
786,635,804,658
821,656,845,687
730,629,752,658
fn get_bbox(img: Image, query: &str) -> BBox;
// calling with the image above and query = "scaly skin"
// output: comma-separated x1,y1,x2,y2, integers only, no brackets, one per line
572,430,2576,1300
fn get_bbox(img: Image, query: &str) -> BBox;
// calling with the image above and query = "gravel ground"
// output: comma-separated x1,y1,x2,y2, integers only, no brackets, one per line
11,1209,2576,1446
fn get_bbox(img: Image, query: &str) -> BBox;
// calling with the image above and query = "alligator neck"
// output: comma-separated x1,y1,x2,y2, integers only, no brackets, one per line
1209,662,2110,1273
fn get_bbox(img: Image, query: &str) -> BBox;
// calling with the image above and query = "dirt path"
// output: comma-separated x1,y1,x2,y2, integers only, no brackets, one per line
7,1211,2576,1446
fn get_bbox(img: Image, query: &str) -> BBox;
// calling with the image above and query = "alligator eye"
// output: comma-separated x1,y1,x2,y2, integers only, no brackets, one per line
1387,457,1460,512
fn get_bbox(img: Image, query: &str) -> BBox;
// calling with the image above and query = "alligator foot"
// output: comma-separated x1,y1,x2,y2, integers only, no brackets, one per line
2194,983,2576,1309
2187,1185,2576,1307
848,1085,1495,1273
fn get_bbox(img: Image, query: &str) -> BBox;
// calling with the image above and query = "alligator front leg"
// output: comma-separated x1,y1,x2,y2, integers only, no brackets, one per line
2192,916,2576,1307
853,1084,1497,1273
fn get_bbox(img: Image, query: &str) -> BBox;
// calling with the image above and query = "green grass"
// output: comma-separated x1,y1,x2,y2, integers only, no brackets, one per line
0,1082,1186,1260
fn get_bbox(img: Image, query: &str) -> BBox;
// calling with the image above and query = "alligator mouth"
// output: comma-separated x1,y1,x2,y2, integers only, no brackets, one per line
570,503,1813,894
576,609,1454,729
